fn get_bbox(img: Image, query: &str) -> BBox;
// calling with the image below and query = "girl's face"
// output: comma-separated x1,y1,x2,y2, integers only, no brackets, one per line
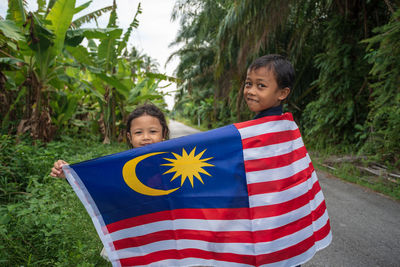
127,115,164,148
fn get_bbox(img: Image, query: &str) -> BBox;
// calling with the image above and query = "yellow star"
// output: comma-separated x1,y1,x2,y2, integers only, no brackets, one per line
162,147,214,187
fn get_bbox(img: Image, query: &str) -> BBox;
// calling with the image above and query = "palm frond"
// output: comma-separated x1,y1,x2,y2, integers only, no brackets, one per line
71,6,113,28
6,0,27,24
45,0,57,16
117,3,142,55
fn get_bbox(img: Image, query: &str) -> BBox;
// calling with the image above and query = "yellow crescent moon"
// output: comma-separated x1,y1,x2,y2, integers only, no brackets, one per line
122,152,180,196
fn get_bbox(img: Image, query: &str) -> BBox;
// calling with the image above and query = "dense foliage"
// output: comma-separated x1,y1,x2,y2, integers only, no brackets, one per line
0,134,126,265
0,0,173,144
169,0,400,168
0,0,175,265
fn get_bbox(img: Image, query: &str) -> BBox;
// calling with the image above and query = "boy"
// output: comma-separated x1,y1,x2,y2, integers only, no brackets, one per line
244,54,294,118
241,54,330,266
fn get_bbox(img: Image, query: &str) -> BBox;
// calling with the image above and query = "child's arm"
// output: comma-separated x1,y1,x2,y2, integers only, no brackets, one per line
50,160,68,178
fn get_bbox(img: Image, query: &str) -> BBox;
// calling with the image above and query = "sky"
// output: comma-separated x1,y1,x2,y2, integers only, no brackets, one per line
0,0,180,109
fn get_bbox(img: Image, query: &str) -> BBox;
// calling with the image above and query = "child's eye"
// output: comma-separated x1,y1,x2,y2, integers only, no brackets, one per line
134,131,142,135
244,82,252,87
258,83,266,88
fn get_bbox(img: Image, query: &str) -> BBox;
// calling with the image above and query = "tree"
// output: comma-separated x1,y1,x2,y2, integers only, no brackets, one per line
1,0,115,140
1,0,172,143
169,0,398,166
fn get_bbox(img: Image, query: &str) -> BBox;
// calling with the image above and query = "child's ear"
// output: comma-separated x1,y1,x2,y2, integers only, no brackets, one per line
126,132,132,142
278,87,291,101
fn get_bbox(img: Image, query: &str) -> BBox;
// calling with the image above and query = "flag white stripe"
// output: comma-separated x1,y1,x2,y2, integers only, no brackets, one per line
315,230,333,251
258,211,329,254
312,209,330,232
109,218,252,241
243,137,304,161
134,258,254,267
261,244,317,267
113,212,329,260
66,116,331,266
256,224,315,255
252,190,325,231
249,172,318,207
108,192,326,243
238,120,298,139
246,155,310,184
261,230,332,267
115,239,254,258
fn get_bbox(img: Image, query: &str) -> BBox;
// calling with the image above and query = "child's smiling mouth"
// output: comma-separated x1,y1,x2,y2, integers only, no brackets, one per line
246,98,258,103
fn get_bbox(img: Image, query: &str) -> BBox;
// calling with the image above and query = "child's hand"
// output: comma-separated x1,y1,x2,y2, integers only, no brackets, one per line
50,160,68,178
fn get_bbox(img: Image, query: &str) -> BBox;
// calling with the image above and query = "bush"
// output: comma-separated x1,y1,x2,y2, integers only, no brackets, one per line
0,135,126,265
360,9,400,168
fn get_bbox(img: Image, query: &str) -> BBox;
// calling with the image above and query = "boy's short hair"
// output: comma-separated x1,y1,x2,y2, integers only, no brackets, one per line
248,54,295,91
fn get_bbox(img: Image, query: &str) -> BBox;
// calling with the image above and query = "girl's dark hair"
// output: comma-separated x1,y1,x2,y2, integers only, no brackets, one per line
126,103,169,147
248,54,295,91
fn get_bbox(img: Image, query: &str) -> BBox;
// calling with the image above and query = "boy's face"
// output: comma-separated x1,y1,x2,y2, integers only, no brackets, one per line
244,67,290,113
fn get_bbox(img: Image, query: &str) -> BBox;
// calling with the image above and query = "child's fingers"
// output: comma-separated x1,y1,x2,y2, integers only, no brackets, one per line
50,169,66,178
50,167,61,177
51,160,68,178
54,160,67,168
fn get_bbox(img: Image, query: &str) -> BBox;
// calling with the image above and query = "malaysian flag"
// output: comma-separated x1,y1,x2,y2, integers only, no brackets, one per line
64,112,331,266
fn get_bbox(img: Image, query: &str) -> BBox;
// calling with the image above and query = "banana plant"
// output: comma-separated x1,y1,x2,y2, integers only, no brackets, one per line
2,0,173,142
0,0,117,140
0,0,78,140
67,1,171,143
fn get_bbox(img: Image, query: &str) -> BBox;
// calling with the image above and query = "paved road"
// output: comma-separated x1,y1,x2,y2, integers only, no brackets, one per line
169,120,400,267
169,120,201,138
305,171,400,267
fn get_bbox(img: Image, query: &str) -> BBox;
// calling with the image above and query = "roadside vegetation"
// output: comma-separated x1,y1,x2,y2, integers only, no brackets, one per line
170,0,400,172
1,0,171,265
169,0,400,198
0,134,125,265
310,151,400,201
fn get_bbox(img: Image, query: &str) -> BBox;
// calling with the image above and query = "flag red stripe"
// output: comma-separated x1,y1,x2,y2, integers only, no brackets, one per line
107,181,319,234
247,163,314,195
107,207,251,233
257,220,331,265
112,201,328,250
70,112,331,266
315,219,331,241
113,229,253,249
119,248,256,266
251,181,321,219
234,113,294,129
118,222,331,266
242,129,301,149
312,200,328,224
244,146,307,173
108,180,321,234
254,200,327,243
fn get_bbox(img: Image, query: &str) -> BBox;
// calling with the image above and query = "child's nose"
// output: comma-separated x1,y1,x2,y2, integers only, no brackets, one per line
143,132,151,140
247,85,256,95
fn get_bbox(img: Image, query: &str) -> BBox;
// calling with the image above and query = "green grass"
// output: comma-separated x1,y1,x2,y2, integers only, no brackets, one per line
310,151,400,201
1,135,126,266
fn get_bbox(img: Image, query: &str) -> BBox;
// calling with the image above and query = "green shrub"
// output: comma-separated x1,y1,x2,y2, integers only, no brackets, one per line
360,9,400,168
0,135,126,265
0,178,109,266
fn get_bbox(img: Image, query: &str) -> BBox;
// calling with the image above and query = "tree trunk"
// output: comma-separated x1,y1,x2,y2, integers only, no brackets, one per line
102,85,112,144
